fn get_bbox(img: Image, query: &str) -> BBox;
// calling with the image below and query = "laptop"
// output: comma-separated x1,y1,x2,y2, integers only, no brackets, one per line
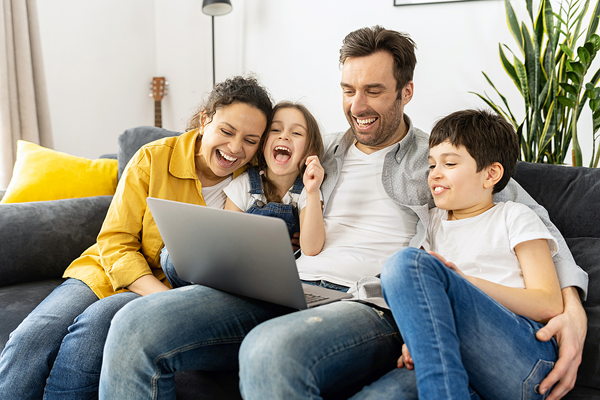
146,197,352,309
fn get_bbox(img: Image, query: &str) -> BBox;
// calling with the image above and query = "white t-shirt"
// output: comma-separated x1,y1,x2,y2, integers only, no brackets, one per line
202,176,232,209
425,201,558,288
223,171,311,211
296,143,418,287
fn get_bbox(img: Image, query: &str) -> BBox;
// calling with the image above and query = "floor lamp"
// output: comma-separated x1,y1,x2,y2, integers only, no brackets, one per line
202,0,233,86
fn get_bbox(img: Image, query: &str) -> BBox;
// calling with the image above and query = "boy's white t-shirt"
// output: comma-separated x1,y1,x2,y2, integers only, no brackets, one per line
296,143,418,287
202,176,232,209
425,201,558,288
223,170,317,212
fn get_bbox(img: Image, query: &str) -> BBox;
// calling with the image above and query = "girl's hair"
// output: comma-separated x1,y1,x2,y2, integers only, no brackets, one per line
186,76,273,133
258,101,324,203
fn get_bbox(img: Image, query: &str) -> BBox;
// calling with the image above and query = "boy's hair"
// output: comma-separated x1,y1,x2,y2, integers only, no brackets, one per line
339,25,417,97
429,109,519,194
186,75,273,133
258,101,324,203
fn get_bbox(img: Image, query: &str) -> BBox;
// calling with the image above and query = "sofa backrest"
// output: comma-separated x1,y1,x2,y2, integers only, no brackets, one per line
514,161,600,390
118,126,181,180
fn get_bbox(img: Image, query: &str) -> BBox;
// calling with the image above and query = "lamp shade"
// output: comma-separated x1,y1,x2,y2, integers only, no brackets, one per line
202,0,232,16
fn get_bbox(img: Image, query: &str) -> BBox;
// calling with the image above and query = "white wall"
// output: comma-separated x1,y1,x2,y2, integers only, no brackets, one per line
35,0,599,165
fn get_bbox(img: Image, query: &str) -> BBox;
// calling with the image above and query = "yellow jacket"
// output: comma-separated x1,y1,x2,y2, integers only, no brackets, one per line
63,129,243,299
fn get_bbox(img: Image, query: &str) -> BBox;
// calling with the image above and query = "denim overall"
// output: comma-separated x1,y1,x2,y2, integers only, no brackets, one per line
245,166,303,239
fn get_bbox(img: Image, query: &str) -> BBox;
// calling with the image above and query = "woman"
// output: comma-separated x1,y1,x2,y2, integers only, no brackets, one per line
0,76,272,399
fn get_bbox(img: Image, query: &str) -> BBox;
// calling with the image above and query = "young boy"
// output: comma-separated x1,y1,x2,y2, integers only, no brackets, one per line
379,109,563,399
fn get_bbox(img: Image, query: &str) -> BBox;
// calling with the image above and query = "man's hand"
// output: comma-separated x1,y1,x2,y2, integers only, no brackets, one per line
397,344,414,370
537,287,587,399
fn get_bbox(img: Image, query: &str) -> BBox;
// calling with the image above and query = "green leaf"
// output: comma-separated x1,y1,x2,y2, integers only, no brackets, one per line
590,98,598,110
585,0,600,42
579,45,592,64
557,95,576,108
569,61,584,74
589,33,600,51
587,89,597,99
567,70,582,84
559,43,573,58
506,0,524,54
543,0,556,48
560,82,578,94
514,57,531,109
499,44,521,90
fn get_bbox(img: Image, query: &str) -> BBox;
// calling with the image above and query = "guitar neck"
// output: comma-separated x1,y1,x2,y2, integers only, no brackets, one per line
154,100,162,128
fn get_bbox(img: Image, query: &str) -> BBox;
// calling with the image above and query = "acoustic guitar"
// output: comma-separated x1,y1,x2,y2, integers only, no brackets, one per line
150,77,168,128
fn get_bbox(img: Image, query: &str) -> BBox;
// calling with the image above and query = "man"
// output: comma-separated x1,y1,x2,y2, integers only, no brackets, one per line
99,26,588,400
238,26,588,400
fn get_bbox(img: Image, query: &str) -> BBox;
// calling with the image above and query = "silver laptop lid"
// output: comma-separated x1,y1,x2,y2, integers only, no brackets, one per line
147,197,310,309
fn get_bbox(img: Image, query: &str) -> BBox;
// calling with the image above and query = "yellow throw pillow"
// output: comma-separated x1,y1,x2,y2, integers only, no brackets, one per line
1,140,118,203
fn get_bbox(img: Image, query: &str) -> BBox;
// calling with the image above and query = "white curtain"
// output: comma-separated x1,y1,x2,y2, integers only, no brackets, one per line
0,0,52,188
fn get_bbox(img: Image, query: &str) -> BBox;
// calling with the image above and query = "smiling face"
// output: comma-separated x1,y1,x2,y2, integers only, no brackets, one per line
428,140,496,220
341,51,413,153
263,107,308,179
196,102,267,183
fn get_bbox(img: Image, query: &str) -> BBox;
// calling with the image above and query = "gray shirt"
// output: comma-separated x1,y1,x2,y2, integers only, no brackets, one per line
317,115,588,308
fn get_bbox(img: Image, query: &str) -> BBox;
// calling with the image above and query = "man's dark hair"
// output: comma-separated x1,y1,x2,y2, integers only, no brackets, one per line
429,109,519,194
339,25,417,97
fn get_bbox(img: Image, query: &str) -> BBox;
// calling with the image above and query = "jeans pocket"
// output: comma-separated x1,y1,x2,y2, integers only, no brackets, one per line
522,359,554,400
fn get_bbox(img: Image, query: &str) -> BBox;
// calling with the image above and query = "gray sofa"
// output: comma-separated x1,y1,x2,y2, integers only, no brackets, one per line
1,126,599,399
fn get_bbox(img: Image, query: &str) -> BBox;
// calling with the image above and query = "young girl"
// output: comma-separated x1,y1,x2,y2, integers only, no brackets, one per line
163,101,326,288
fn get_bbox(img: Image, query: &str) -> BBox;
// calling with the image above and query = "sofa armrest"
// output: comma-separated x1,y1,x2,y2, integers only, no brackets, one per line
0,196,113,287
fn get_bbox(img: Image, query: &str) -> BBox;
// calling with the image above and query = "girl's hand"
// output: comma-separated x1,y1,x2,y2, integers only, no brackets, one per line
397,344,414,370
303,156,324,195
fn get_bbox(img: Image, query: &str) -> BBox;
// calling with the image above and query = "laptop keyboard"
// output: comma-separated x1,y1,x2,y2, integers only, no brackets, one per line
305,293,329,304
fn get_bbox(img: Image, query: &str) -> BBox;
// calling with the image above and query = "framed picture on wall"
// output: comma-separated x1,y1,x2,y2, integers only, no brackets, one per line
394,0,490,5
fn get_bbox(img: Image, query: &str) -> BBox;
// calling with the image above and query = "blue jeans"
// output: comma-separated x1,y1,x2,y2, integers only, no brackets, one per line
0,278,139,400
98,286,401,400
239,301,401,400
373,247,558,400
98,284,293,399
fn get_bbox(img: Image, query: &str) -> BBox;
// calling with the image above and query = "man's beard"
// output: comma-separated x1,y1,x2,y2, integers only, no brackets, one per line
349,99,404,148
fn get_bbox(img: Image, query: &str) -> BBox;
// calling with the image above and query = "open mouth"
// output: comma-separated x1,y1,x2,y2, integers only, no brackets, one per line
432,186,447,195
354,116,378,129
272,146,292,164
216,149,238,167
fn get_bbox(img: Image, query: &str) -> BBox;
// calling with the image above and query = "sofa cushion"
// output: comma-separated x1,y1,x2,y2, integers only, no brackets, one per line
0,279,64,350
118,126,181,179
513,161,600,239
1,141,118,204
0,196,113,287
567,237,600,390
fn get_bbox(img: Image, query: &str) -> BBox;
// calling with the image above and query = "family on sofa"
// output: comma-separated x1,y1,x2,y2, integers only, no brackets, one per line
0,26,590,400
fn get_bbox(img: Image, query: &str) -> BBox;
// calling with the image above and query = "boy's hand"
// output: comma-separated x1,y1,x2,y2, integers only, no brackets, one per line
397,344,414,370
303,156,324,195
428,251,466,279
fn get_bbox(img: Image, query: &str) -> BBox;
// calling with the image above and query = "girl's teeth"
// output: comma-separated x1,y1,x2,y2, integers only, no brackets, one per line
434,186,444,194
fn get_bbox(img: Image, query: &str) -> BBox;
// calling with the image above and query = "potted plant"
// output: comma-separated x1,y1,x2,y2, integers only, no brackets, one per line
473,0,600,167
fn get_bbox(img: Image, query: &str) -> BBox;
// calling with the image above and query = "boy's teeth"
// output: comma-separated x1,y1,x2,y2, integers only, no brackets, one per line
219,149,237,162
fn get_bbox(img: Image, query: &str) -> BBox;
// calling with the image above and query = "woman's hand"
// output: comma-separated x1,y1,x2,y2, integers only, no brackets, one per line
127,274,170,296
303,156,324,195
